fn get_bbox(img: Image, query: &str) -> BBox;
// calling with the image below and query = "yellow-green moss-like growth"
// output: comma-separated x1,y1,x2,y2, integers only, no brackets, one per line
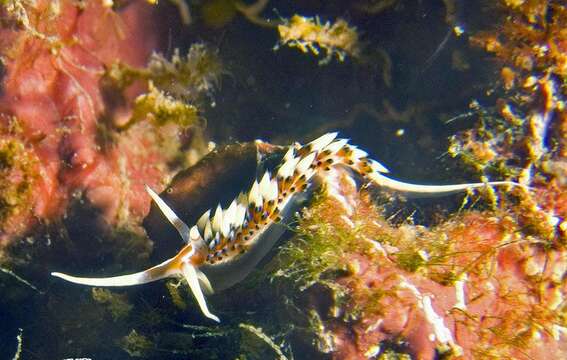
270,183,388,308
104,43,221,132
128,81,199,129
0,133,38,229
91,288,133,321
238,323,289,360
105,43,223,101
165,280,188,310
147,44,223,100
447,105,524,179
276,15,360,65
120,329,153,358
272,189,372,291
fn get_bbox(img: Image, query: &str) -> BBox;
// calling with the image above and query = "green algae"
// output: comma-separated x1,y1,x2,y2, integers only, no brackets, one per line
128,81,199,129
91,288,133,321
105,43,222,101
166,279,188,310
103,43,222,133
0,2,563,358
145,44,223,100
271,189,374,291
376,348,412,360
120,329,154,358
276,15,360,65
238,323,289,360
0,135,37,226
448,116,524,179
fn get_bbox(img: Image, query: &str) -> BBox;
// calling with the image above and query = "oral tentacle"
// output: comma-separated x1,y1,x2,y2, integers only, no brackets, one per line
146,185,191,243
51,257,176,287
181,262,220,322
51,132,526,323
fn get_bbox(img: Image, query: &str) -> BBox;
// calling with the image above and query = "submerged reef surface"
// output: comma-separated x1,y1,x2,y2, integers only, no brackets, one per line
270,170,566,359
0,0,161,247
0,0,566,359
0,0,212,253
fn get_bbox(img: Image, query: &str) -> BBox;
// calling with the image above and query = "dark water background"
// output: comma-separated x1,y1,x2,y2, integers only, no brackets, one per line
1,0,504,358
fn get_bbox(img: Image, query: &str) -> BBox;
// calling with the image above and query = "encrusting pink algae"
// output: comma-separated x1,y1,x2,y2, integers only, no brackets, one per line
0,0,565,359
0,0,213,251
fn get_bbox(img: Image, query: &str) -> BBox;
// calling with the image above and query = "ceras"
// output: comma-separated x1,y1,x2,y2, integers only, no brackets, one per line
52,132,522,322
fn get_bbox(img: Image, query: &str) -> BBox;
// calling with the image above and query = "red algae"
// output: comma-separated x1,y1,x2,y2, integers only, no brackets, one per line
454,0,567,248
276,169,567,359
0,1,187,248
0,1,564,358
290,9,567,347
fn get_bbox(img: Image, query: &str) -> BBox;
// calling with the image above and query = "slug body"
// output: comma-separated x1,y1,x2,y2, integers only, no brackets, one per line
52,133,521,322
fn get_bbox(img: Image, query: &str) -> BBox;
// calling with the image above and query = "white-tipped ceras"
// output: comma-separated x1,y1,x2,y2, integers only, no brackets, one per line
52,132,524,322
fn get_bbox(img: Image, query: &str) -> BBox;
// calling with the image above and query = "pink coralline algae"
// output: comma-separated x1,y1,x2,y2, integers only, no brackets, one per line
0,1,175,248
275,169,567,359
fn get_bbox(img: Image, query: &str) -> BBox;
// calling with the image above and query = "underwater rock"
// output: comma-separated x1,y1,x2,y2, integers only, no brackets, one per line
0,130,41,250
0,0,206,251
270,6,567,342
1,1,564,358
271,167,566,359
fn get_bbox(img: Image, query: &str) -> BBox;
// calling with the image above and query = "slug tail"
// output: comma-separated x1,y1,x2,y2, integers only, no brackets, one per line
368,172,526,198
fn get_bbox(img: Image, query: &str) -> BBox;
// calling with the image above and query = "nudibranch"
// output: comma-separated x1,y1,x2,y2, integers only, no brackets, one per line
52,133,523,322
